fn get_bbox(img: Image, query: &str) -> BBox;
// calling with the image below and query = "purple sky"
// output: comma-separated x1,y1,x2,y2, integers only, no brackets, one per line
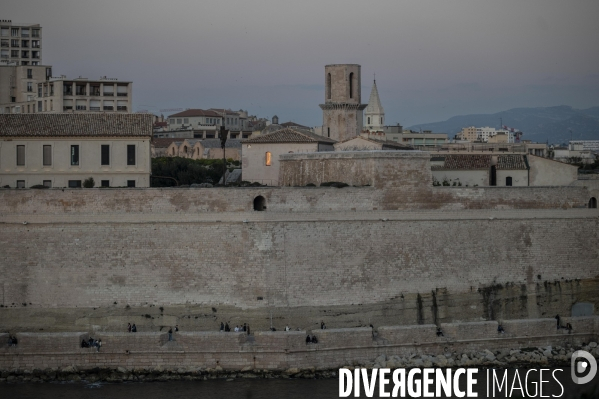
5,0,599,126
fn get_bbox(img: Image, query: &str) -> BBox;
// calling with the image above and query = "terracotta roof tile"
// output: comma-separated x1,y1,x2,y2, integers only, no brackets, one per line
431,154,491,170
0,113,152,137
242,127,336,144
169,109,221,118
152,138,181,148
497,154,528,170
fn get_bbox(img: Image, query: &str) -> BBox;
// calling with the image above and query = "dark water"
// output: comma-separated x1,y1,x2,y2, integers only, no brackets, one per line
0,379,339,399
0,371,597,399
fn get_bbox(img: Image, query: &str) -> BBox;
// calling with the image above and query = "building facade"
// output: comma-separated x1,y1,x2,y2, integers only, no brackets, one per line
319,64,366,142
0,113,152,188
0,21,42,66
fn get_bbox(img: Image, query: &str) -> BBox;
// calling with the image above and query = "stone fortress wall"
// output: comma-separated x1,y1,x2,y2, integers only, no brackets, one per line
0,317,597,371
0,151,597,330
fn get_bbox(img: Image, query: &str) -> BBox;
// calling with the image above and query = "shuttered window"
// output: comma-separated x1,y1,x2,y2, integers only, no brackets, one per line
43,145,52,166
16,145,25,166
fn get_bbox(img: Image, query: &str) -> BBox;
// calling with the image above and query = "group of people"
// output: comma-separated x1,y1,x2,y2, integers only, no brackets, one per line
168,325,179,341
127,323,137,333
7,335,17,347
221,322,251,335
81,337,102,351
306,334,318,344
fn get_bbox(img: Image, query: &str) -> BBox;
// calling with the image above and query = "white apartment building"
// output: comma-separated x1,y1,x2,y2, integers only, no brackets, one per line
0,67,132,114
476,127,514,143
0,113,152,188
167,108,250,139
0,20,42,66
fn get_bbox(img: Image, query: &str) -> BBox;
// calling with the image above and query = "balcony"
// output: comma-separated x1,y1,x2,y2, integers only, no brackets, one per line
0,42,8,48
75,89,86,96
103,92,114,96
117,92,128,97
103,106,114,111
31,42,40,48
63,90,73,96
21,33,29,38
63,106,73,111
76,105,87,110
32,31,40,38
90,106,101,111
117,106,127,111
21,43,28,48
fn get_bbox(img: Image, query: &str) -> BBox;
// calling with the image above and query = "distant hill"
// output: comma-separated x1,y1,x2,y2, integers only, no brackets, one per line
408,105,599,145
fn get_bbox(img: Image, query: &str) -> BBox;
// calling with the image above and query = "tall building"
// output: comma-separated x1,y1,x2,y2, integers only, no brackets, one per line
0,21,42,66
363,79,385,132
0,67,132,114
319,64,367,142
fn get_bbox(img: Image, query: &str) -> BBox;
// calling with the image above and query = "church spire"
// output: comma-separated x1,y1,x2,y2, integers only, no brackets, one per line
364,79,385,131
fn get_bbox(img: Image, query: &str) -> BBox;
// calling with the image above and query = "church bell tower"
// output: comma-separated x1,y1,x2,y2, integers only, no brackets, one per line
319,64,367,142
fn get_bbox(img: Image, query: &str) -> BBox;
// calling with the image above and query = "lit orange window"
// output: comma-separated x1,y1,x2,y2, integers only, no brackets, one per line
265,152,272,166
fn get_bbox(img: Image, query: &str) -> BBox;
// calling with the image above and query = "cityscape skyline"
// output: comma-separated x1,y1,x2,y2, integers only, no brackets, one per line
3,0,599,127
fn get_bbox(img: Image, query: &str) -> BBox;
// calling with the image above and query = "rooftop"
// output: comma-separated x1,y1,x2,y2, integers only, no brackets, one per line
243,127,336,144
431,154,492,170
497,155,528,170
0,114,153,138
169,109,222,118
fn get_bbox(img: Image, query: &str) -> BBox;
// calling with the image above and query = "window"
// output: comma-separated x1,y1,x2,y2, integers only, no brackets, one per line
101,180,110,188
326,73,331,100
127,145,136,165
17,145,25,165
21,50,29,58
589,197,597,209
101,145,110,165
27,82,32,92
11,39,19,47
184,118,189,124
70,145,79,165
17,180,25,188
349,72,354,99
68,180,82,188
43,145,52,166
43,180,52,188
0,28,8,37
21,40,29,48
327,127,330,138
265,151,272,166
21,28,29,38
169,119,174,124
380,117,383,124
27,68,32,78
10,50,18,57
32,29,40,38
37,101,42,112
38,85,42,97
368,117,370,124
177,118,182,124
127,180,136,188
505,176,512,186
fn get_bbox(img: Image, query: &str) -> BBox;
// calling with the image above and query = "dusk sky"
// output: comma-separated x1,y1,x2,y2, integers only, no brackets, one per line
5,0,599,127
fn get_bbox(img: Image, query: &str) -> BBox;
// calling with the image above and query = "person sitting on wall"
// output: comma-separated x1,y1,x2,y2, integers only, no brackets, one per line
243,323,247,332
565,322,573,333
247,325,251,335
127,323,132,333
175,325,179,332
81,339,89,348
220,322,224,332
12,336,17,346
311,335,318,344
306,335,311,344
285,325,290,331
436,327,444,337
234,325,239,332
225,322,230,332
168,328,173,341
498,325,505,334
88,337,95,347
7,336,13,347
131,324,137,333
96,339,102,352
555,315,561,329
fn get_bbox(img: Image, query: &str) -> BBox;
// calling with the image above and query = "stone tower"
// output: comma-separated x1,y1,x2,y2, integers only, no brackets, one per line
319,64,367,142
364,79,385,132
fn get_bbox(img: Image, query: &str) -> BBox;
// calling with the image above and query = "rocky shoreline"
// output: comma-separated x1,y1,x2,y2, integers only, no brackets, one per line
0,342,597,383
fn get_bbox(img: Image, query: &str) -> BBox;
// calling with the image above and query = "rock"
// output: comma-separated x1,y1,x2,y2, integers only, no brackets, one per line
198,183,213,188
485,354,496,362
117,367,128,374
190,184,201,188
241,366,253,373
61,366,76,374
284,368,300,375
432,356,447,367
589,342,598,348
543,349,552,357
374,354,386,364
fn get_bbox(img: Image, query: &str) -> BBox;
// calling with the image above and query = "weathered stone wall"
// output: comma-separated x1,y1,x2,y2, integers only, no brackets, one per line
0,317,596,372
